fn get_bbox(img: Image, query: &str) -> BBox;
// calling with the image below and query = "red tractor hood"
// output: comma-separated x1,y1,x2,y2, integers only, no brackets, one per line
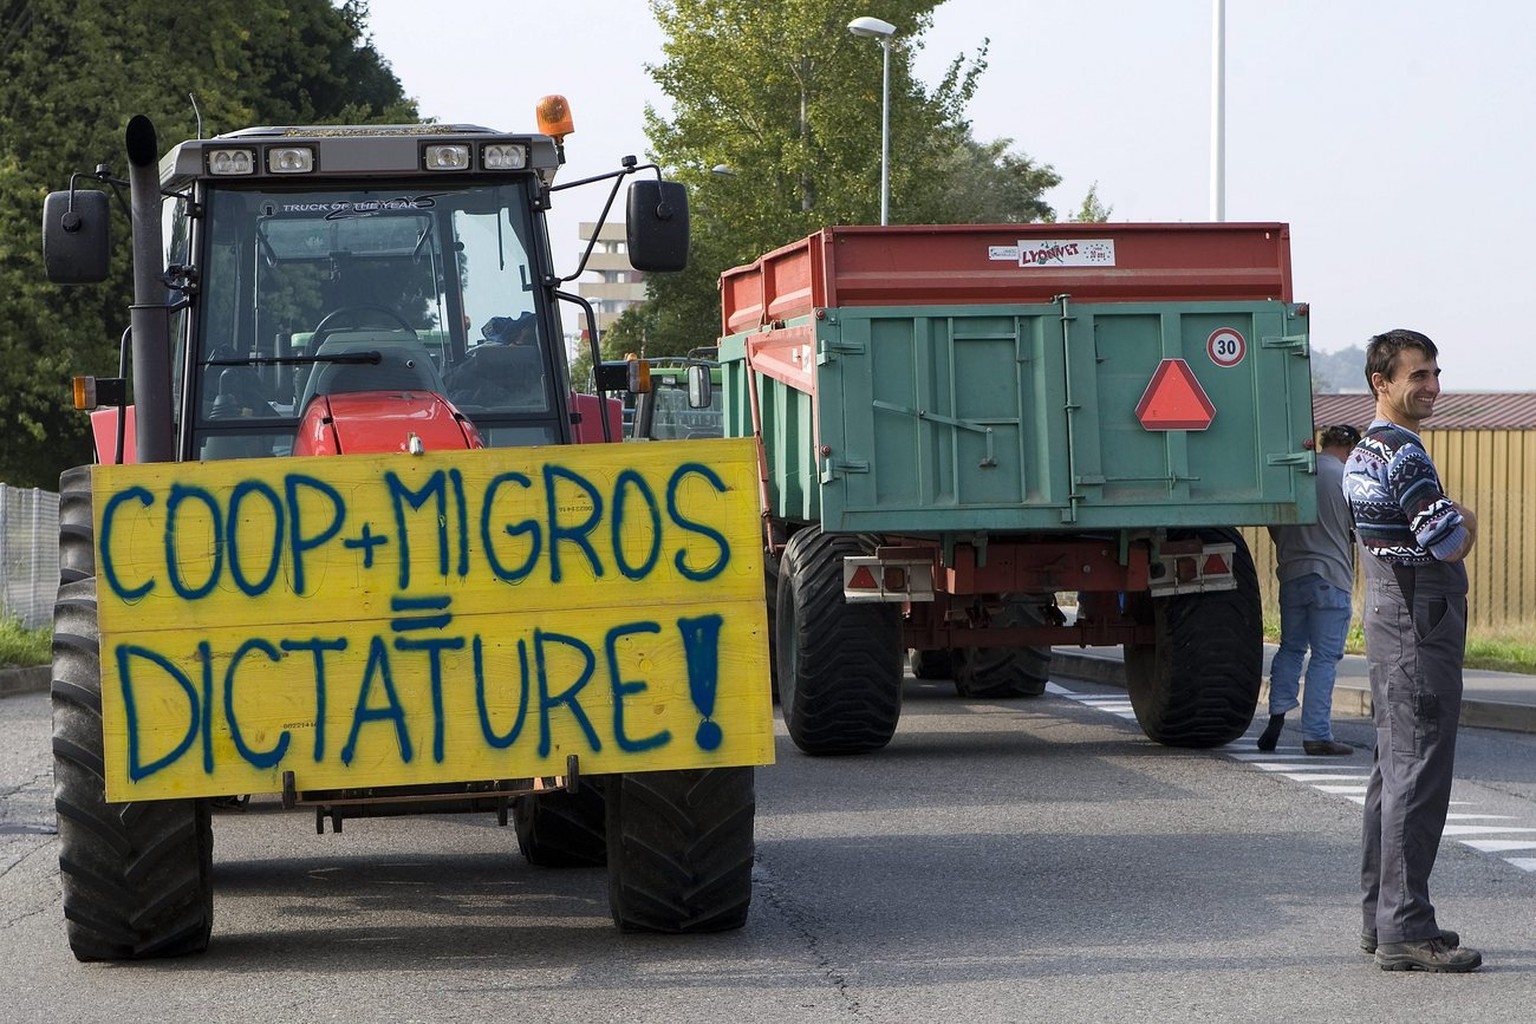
293,391,483,456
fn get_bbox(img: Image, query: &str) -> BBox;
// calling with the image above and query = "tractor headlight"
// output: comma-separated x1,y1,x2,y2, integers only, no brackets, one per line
268,146,316,174
207,148,256,176
423,144,471,171
482,143,527,170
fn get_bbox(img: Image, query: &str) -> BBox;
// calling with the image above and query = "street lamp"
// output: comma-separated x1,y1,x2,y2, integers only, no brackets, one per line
847,15,896,226
1210,0,1225,221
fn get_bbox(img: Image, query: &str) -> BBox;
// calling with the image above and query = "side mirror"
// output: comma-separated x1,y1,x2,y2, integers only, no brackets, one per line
42,189,112,284
686,363,713,409
626,180,689,273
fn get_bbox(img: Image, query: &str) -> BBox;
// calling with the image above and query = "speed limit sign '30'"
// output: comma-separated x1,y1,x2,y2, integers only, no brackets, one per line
1206,327,1246,368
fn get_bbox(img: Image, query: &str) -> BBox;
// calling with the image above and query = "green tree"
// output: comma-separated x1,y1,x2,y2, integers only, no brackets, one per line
1066,182,1113,224
0,0,415,488
602,0,1061,360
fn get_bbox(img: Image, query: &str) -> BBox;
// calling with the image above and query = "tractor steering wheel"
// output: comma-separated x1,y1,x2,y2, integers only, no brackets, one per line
311,305,418,348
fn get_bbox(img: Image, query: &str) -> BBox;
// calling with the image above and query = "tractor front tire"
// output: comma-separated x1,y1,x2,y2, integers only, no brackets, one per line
52,465,214,961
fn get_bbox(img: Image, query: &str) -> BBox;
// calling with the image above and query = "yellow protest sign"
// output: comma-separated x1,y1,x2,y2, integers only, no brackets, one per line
91,438,773,801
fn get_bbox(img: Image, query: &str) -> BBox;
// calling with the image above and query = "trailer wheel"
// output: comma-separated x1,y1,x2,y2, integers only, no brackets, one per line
513,785,607,868
908,648,955,681
777,527,902,755
605,767,754,933
52,467,213,961
951,598,1052,698
1123,529,1262,747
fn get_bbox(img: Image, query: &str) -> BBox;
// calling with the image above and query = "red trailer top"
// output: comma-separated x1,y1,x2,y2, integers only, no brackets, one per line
720,223,1294,336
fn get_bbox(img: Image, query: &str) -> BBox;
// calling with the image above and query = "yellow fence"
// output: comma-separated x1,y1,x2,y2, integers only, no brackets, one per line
1243,428,1536,630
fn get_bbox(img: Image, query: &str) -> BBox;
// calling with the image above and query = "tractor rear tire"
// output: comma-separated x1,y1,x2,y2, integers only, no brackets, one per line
52,573,214,960
1123,529,1262,748
952,598,1052,698
777,527,902,755
513,785,607,868
605,767,754,933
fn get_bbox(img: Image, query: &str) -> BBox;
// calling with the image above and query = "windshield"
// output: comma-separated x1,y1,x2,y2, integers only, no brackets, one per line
188,180,560,458
640,370,724,440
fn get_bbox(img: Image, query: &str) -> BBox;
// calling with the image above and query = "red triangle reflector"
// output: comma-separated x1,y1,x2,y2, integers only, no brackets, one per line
1135,358,1216,431
848,565,879,590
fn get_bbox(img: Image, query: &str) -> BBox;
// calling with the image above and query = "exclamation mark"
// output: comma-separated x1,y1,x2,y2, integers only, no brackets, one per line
678,614,724,751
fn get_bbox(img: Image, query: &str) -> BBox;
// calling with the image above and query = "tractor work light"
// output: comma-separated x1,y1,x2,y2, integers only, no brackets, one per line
207,148,256,176
537,95,574,143
268,146,315,174
423,144,471,171
482,143,528,170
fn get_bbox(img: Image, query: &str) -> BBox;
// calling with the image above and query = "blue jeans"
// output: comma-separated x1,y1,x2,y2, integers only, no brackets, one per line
1269,572,1353,741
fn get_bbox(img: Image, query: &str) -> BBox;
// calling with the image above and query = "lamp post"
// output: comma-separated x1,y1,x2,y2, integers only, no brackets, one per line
848,16,896,226
1210,0,1225,221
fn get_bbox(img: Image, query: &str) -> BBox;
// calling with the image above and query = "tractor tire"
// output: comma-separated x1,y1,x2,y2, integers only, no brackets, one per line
951,598,1052,698
513,785,608,868
605,767,754,933
52,576,214,961
1123,529,1262,748
58,465,95,586
908,648,955,681
776,527,903,755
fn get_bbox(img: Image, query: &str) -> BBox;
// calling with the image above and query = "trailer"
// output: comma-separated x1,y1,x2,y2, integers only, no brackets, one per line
719,223,1315,754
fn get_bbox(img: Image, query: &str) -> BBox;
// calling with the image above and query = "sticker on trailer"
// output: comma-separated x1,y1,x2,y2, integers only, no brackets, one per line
1017,239,1116,268
988,245,1020,261
1206,327,1247,367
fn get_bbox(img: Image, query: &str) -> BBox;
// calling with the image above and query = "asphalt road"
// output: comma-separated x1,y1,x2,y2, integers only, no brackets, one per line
6,673,1536,1023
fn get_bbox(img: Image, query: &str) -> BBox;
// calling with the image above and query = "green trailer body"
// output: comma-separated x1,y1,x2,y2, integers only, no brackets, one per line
721,298,1314,536
719,223,1319,756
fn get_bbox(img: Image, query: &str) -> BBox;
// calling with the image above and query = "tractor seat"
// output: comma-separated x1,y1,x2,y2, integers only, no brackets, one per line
298,334,447,410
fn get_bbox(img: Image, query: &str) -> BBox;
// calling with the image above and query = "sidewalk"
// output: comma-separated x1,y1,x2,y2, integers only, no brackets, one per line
1050,644,1536,735
0,666,48,700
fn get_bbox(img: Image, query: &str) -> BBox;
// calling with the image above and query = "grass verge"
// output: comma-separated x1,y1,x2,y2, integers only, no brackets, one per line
1262,614,1536,675
0,618,51,669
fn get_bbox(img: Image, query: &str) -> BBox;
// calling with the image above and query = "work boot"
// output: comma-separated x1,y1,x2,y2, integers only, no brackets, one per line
1375,937,1482,973
1303,739,1353,756
1256,714,1285,752
1361,928,1458,955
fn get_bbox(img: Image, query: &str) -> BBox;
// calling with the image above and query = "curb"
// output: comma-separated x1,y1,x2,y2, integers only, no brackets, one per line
0,666,50,700
1050,649,1536,736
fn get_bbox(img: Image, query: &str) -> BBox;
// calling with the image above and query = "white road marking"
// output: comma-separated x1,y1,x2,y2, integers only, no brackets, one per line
1048,678,1536,875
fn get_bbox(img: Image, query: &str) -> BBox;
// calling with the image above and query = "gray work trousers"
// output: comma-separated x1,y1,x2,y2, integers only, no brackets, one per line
1359,553,1468,944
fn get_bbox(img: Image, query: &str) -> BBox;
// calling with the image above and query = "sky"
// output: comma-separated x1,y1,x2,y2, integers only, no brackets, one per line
363,0,1535,392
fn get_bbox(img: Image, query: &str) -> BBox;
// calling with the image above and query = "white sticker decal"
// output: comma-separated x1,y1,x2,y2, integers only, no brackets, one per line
989,245,1021,261
1017,238,1116,268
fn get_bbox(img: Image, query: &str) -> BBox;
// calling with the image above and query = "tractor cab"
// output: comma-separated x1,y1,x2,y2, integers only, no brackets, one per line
44,113,689,462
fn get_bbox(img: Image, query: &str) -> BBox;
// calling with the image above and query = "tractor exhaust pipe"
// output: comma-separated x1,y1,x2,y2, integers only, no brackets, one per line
125,114,176,463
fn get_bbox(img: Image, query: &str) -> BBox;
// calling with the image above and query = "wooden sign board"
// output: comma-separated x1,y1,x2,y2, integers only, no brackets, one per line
91,439,774,801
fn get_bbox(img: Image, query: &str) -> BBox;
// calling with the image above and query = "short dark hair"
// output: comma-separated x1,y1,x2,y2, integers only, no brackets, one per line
1318,424,1361,449
1364,329,1437,396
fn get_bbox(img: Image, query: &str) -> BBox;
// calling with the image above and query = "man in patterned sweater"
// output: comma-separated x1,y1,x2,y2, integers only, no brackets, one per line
1343,328,1480,973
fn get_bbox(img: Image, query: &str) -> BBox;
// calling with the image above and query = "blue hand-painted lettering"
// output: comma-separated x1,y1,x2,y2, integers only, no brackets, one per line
605,622,670,753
